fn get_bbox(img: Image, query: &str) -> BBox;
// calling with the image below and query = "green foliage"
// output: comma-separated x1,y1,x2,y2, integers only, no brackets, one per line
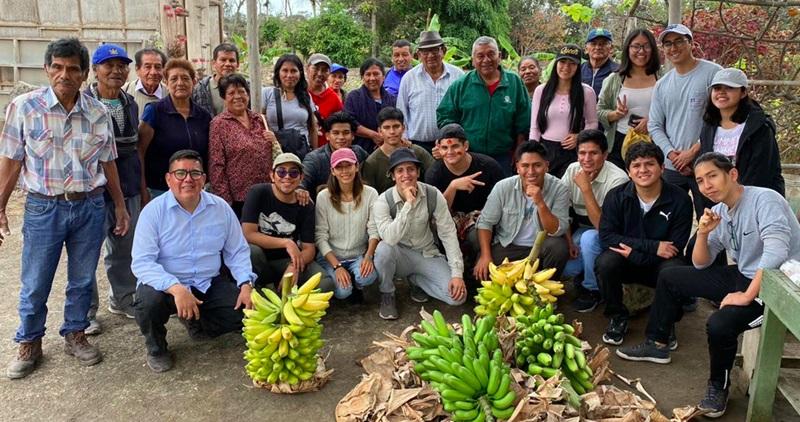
260,16,283,46
427,13,440,32
560,3,594,24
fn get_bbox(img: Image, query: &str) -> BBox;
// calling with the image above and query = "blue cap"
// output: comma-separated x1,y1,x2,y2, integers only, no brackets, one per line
92,44,132,65
330,63,348,74
587,28,613,43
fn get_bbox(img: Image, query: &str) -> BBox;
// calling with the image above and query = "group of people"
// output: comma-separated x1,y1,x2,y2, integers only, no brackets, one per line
0,22,797,418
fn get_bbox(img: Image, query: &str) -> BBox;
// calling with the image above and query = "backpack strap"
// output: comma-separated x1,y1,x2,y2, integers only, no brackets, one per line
386,188,398,219
386,184,437,222
273,87,285,130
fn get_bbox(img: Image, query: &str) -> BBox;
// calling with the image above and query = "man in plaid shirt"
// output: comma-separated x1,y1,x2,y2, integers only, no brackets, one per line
0,38,129,379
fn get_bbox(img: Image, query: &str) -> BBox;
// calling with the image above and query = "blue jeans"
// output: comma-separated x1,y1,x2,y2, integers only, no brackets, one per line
562,227,602,292
16,194,106,342
316,255,377,299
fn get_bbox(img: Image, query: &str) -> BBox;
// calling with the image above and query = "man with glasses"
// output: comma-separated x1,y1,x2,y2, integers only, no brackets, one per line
397,31,464,154
581,28,618,97
617,153,800,418
649,24,721,218
242,153,333,291
438,36,531,176
131,149,256,372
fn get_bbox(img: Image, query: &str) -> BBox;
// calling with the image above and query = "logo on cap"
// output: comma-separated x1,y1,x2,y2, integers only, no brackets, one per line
109,48,119,56
561,46,579,55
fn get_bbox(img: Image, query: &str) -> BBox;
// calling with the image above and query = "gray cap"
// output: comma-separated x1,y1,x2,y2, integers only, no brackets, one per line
438,123,467,141
308,53,332,67
273,152,303,170
710,68,748,89
659,23,693,42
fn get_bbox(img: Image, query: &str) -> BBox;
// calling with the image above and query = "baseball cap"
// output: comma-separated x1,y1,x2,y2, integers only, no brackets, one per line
273,152,303,170
330,63,348,74
92,44,132,65
555,44,582,64
659,24,693,42
308,53,332,67
587,28,613,43
438,123,467,141
387,148,421,172
710,68,748,89
330,147,358,168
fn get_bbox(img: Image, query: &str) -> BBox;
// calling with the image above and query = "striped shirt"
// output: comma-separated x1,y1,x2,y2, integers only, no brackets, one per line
0,87,117,195
396,63,464,143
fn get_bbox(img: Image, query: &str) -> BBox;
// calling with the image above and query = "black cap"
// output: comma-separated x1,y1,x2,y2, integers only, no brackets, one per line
438,123,467,141
388,148,422,172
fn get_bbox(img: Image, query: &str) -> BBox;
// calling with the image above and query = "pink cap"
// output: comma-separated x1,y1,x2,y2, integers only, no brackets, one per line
330,147,358,168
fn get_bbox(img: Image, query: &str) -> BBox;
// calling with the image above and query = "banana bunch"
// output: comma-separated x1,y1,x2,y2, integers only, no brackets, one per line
474,258,565,318
514,304,594,394
242,273,333,385
406,312,517,421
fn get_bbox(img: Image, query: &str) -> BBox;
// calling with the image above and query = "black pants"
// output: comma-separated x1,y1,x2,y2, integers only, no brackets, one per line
542,139,577,179
410,140,434,155
608,131,626,170
595,250,685,318
491,237,570,278
662,169,704,220
134,273,244,356
645,265,763,388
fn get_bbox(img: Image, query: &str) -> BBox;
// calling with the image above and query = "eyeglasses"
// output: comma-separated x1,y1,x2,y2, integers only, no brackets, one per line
275,168,302,179
170,169,204,180
418,48,443,56
660,38,688,49
629,44,653,52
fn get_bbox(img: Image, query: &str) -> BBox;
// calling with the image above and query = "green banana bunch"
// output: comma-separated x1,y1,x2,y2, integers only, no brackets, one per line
242,273,333,385
406,311,517,421
513,304,595,394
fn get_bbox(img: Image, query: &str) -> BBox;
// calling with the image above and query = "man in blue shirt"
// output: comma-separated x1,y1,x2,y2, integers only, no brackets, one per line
131,150,256,372
383,40,412,97
581,28,618,97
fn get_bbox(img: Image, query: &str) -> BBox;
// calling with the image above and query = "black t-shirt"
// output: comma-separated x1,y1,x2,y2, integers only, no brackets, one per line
241,183,315,260
424,152,504,214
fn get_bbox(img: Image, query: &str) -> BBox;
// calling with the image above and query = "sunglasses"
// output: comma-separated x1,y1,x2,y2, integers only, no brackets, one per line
170,169,204,180
275,168,302,179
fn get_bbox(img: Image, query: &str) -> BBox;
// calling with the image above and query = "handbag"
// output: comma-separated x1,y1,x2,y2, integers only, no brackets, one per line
621,129,652,160
272,87,310,159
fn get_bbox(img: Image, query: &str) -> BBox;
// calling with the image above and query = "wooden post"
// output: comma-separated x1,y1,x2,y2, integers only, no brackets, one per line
246,0,262,111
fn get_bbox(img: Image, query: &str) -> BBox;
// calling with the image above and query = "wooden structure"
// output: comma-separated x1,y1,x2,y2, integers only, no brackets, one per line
0,0,224,113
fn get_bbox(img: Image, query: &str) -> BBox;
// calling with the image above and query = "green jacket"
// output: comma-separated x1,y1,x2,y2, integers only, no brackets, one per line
597,69,663,150
436,69,531,156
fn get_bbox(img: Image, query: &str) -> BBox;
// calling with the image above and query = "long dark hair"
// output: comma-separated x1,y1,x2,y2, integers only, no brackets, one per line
536,60,585,135
617,29,660,78
703,87,755,126
326,166,365,213
273,54,314,132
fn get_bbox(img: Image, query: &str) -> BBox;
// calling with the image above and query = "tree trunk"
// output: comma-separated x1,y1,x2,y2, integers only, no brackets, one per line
371,7,378,57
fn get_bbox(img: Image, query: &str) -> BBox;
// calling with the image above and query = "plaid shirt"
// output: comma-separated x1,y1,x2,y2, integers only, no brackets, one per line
0,87,117,196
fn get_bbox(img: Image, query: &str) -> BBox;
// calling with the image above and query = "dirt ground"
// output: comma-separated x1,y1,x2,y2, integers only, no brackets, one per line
0,190,797,421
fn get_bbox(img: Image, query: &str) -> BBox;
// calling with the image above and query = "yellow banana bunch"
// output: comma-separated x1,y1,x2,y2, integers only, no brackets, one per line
242,272,331,385
475,258,566,317
528,267,565,304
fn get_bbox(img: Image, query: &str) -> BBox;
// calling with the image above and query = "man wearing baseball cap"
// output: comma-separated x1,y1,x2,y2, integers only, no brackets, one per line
581,28,619,97
649,23,721,219
241,153,333,291
328,63,349,103
373,148,467,319
307,53,343,147
83,43,142,333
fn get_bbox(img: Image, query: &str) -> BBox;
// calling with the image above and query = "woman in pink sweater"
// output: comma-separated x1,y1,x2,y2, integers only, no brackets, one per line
530,45,598,177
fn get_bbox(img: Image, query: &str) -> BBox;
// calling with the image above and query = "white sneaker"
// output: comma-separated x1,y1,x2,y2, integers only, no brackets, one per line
85,319,103,335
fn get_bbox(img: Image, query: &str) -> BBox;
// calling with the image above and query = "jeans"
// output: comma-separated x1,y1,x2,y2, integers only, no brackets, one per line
411,140,434,155
645,265,763,389
16,194,106,342
249,245,335,292
562,228,603,291
89,195,141,318
374,243,465,306
315,254,378,299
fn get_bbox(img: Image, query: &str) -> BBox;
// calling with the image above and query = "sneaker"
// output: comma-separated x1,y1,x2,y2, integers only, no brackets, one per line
572,289,601,313
409,284,429,303
7,339,43,379
64,331,103,366
616,339,671,364
698,382,728,418
682,297,698,313
146,352,174,373
602,316,628,346
179,318,210,341
348,287,364,305
379,293,399,320
108,303,135,319
668,328,678,351
85,319,102,335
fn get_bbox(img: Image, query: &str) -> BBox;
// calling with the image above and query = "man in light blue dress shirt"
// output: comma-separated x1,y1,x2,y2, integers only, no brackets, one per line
131,149,256,372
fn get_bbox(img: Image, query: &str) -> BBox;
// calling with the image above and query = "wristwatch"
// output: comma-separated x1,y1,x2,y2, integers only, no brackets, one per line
333,263,343,270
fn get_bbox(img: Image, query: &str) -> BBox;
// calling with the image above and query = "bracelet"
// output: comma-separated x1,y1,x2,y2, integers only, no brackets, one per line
333,263,343,270
364,255,373,260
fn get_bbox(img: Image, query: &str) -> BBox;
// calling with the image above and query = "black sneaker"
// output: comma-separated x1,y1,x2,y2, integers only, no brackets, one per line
572,289,601,313
179,318,210,341
409,284,429,303
698,382,728,418
379,293,399,320
348,287,364,305
668,327,678,351
616,339,671,364
602,316,628,345
682,297,698,313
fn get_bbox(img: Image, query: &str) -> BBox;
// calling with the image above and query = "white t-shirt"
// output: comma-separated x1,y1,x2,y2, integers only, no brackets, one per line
638,195,657,213
617,85,655,134
713,123,745,159
512,197,538,247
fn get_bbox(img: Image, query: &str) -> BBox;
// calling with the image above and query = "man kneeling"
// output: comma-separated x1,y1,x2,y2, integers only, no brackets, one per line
373,148,467,319
132,150,256,372
617,153,800,417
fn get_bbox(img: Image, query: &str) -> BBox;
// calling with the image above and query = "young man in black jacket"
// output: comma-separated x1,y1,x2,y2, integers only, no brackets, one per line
597,142,693,345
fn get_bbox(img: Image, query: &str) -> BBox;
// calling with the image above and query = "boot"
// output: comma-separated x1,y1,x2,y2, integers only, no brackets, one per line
64,331,103,366
7,339,43,379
